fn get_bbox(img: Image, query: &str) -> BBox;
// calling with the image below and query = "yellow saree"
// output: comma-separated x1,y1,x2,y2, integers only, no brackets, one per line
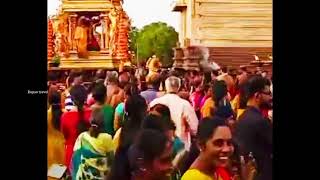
47,107,65,175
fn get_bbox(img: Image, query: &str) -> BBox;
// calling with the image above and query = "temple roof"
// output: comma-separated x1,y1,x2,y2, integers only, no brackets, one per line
61,0,114,12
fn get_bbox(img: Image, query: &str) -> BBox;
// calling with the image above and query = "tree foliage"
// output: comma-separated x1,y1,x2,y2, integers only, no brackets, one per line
129,26,139,53
129,22,179,66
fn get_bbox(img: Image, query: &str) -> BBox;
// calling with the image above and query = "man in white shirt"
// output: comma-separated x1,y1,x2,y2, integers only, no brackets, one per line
149,76,199,151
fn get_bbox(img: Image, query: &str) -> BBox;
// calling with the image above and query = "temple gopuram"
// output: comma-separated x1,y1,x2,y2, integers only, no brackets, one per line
48,0,131,71
171,0,272,72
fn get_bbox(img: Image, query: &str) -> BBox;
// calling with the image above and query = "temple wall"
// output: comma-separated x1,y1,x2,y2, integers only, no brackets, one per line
181,0,272,47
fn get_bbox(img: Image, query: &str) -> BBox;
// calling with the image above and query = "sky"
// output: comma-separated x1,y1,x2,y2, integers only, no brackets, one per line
47,0,180,32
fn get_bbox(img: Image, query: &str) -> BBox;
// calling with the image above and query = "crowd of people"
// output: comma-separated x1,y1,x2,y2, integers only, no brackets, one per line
48,64,272,180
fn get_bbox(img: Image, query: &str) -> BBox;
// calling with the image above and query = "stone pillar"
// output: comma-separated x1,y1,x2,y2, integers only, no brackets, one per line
100,13,109,53
68,14,78,52
100,16,105,49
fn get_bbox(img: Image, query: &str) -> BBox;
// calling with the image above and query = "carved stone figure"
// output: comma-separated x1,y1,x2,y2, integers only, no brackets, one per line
54,16,69,57
102,14,110,49
108,7,118,53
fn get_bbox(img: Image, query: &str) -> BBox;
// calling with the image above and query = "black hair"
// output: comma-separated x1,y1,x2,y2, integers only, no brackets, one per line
116,129,169,180
68,70,82,86
211,80,235,118
240,66,247,72
119,72,130,89
197,116,228,146
87,81,96,94
124,83,139,97
118,95,148,152
214,102,235,119
147,75,161,90
129,67,136,77
203,83,211,93
212,80,228,107
221,66,228,73
95,69,106,80
228,68,237,74
246,75,271,99
89,109,105,138
92,82,107,104
190,77,202,88
108,95,148,180
160,70,169,91
203,72,212,84
123,95,147,128
168,70,181,77
134,129,168,163
142,114,176,132
130,76,138,85
238,82,249,109
229,69,238,80
48,89,62,130
150,103,171,120
70,85,89,134
119,81,129,90
48,71,58,82
139,80,148,92
211,70,219,77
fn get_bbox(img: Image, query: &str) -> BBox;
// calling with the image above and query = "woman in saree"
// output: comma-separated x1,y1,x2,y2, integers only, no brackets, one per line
181,117,234,180
113,83,138,131
200,84,213,113
231,73,249,120
71,109,114,179
127,129,174,180
47,89,65,169
189,77,204,119
148,104,185,157
231,82,248,120
61,85,92,169
109,94,148,180
201,80,234,120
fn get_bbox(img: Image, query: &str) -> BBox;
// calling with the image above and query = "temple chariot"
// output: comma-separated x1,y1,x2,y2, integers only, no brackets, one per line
48,0,131,71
